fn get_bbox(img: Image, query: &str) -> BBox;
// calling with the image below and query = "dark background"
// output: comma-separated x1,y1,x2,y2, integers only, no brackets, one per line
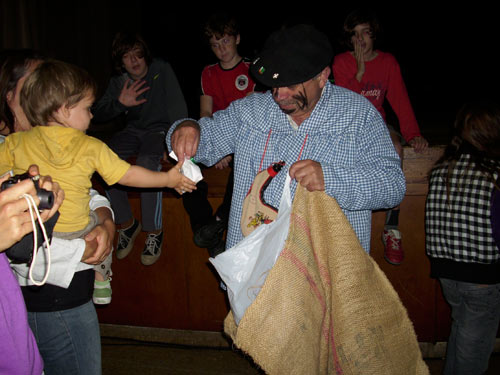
1,1,497,144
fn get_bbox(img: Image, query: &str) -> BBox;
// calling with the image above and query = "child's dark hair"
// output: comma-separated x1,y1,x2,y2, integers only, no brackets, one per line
435,100,500,190
111,32,152,74
20,60,97,126
342,8,381,50
203,12,239,41
0,49,44,131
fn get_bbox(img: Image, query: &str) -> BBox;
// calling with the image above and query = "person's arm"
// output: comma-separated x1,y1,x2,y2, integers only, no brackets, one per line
118,160,196,194
314,106,405,211
353,39,366,83
200,95,213,118
81,198,115,265
384,55,427,151
91,75,136,123
166,93,248,167
199,91,233,169
199,91,233,170
332,53,364,93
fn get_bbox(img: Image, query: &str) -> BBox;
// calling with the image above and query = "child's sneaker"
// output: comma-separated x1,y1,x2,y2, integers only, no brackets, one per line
93,278,112,304
382,229,403,265
116,218,141,259
141,231,163,266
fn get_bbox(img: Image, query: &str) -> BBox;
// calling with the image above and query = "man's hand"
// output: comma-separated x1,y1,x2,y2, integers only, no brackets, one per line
409,136,429,153
289,160,325,192
118,79,150,107
171,120,201,159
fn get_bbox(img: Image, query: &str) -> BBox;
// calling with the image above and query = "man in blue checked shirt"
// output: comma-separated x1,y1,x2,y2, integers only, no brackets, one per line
167,24,405,254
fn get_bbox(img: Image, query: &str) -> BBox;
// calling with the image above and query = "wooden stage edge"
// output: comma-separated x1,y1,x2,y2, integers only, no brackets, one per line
100,323,500,359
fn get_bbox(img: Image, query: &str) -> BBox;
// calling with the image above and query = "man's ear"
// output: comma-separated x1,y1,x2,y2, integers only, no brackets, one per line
236,34,241,45
319,66,331,88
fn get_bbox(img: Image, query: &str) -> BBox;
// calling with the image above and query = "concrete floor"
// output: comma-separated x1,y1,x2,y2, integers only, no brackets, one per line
102,337,500,375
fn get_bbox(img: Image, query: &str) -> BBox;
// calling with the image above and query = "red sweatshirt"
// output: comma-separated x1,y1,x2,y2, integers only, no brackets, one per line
333,51,421,142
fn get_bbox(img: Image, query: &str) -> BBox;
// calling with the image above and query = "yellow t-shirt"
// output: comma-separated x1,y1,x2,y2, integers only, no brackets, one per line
0,126,130,232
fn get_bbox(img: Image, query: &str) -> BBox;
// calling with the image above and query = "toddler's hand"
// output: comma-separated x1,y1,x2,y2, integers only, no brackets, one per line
167,160,197,195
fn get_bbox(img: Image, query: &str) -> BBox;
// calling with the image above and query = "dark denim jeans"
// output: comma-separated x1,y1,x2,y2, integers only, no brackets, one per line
440,278,500,375
106,128,165,232
28,300,101,375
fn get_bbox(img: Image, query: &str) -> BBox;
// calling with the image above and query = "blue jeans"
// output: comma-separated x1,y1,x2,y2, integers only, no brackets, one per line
28,300,101,375
440,278,500,375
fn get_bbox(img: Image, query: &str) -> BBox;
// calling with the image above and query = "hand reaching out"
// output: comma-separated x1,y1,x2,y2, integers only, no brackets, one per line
166,159,197,195
118,79,150,107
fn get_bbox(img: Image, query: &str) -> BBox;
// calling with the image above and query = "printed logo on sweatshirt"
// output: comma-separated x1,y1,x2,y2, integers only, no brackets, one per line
360,82,382,101
235,75,249,91
361,88,381,101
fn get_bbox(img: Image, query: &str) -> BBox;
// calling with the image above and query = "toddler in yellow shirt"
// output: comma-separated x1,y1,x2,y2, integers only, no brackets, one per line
0,60,196,303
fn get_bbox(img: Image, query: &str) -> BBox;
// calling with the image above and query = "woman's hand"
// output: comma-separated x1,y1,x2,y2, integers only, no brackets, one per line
0,165,64,251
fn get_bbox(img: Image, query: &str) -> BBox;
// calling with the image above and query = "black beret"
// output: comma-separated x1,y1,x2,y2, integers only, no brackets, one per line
250,24,333,88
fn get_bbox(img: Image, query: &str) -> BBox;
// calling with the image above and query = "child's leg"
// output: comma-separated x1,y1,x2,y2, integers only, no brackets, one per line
106,131,141,228
386,131,403,224
55,211,114,304
93,251,113,280
106,130,143,259
93,251,113,304
383,131,404,265
137,130,166,266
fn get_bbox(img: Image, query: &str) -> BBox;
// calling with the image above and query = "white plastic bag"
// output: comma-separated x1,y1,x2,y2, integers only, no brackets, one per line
210,174,292,324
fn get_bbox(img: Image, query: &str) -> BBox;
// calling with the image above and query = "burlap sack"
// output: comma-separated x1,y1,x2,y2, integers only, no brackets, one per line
225,185,428,374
